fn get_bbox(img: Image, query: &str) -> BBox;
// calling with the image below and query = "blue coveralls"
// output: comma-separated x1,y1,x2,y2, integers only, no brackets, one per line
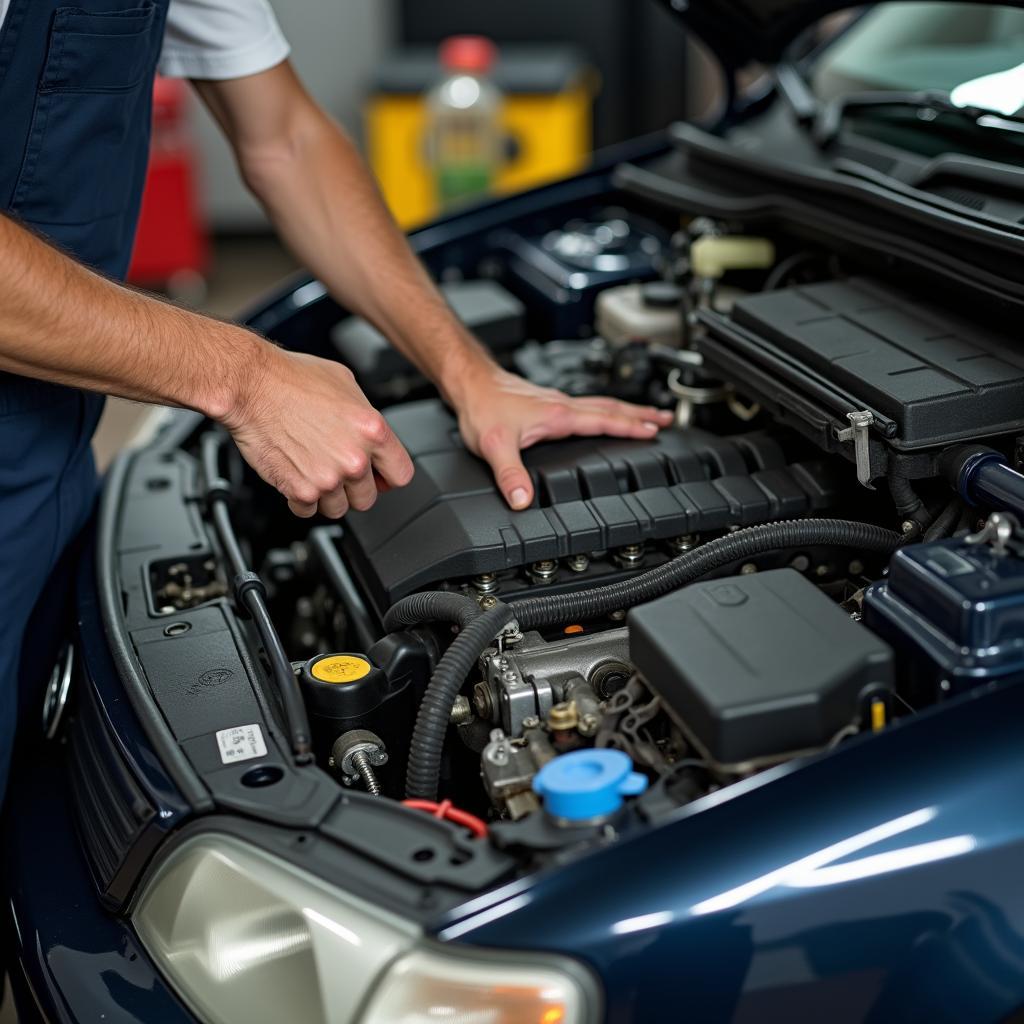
0,0,170,800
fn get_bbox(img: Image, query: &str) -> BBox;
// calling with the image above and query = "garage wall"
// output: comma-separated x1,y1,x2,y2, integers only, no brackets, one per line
189,0,395,230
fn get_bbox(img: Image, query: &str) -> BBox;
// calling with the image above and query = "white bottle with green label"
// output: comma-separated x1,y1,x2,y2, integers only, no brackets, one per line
426,36,504,210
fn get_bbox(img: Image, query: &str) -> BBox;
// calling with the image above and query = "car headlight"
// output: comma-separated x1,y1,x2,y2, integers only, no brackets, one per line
133,833,598,1024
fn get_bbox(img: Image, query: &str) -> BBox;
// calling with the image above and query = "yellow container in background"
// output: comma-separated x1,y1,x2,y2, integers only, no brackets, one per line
366,46,596,229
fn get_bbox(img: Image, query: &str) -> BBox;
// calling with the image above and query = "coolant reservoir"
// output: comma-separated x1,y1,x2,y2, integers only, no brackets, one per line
426,36,504,210
595,281,684,347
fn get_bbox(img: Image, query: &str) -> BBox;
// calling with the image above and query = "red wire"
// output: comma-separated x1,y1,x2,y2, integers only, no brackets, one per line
402,798,488,838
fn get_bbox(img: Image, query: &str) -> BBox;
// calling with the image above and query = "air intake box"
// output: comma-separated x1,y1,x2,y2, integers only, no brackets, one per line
629,569,893,767
699,278,1024,477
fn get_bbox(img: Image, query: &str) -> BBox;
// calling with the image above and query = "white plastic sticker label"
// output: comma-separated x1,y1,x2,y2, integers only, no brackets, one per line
216,723,267,764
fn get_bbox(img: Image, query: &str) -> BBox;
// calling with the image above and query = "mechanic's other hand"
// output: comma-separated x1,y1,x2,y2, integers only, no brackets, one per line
224,347,414,518
454,365,674,510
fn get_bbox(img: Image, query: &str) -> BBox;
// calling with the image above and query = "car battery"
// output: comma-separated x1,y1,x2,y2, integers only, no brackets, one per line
864,531,1024,705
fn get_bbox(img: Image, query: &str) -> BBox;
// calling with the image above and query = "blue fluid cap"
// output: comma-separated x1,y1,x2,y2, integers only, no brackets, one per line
533,749,648,821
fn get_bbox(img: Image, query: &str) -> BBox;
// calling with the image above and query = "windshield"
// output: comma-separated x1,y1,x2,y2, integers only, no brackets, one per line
806,3,1024,159
813,3,1024,113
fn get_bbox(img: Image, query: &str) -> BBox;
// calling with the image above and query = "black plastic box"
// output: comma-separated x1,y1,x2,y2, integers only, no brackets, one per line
331,280,525,391
628,568,893,766
700,277,1024,453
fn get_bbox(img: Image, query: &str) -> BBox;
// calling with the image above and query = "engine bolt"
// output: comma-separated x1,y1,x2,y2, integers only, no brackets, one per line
450,695,473,726
473,572,499,595
350,750,381,796
331,730,387,795
669,534,698,554
529,560,558,583
567,553,590,573
740,563,757,575
901,520,917,537
478,594,498,610
815,564,831,578
609,609,626,621
472,682,494,720
790,554,811,572
848,559,865,576
615,544,645,569
548,701,578,731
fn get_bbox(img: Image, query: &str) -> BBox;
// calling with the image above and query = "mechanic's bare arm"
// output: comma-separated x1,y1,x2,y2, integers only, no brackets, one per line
0,211,413,518
195,61,672,510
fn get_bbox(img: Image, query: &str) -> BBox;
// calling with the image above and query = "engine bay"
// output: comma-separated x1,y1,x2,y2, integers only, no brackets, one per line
116,169,1024,880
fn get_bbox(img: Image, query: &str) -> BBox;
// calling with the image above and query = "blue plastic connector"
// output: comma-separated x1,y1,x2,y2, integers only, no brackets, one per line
533,749,648,822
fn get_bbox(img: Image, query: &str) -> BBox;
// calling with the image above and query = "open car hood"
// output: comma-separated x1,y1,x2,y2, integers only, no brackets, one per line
656,0,1021,69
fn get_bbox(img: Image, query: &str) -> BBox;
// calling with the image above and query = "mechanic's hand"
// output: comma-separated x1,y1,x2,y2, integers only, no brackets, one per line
224,347,414,518
453,364,674,510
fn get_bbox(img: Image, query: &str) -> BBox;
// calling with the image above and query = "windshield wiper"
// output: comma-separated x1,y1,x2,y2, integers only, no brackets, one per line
813,89,1024,148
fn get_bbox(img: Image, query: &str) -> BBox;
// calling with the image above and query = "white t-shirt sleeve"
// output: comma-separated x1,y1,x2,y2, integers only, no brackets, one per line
158,0,290,80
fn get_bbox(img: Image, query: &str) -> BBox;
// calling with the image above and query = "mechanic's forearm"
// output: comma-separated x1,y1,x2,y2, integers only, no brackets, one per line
0,213,268,418
240,102,493,404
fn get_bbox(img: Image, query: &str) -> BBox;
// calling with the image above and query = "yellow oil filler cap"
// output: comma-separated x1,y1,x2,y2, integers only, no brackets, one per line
299,653,390,751
308,653,372,684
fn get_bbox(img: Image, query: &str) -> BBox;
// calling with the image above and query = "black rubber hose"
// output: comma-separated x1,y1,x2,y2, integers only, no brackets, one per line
383,591,484,634
923,499,963,543
406,601,515,800
201,432,313,763
513,518,902,630
888,470,932,534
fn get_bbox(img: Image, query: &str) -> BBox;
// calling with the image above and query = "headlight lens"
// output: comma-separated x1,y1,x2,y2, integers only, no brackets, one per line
133,833,419,1024
133,833,597,1024
360,946,590,1023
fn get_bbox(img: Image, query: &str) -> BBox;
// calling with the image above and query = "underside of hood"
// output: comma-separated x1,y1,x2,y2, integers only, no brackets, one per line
657,0,1018,68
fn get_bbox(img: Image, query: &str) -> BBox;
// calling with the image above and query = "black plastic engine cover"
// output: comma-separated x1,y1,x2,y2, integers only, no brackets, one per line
341,399,841,609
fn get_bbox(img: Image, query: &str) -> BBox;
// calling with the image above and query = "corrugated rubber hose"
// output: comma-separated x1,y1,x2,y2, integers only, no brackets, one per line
405,601,515,800
383,591,483,634
513,518,902,629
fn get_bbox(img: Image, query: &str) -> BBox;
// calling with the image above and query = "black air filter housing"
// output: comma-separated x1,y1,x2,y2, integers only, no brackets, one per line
629,568,893,766
699,277,1024,465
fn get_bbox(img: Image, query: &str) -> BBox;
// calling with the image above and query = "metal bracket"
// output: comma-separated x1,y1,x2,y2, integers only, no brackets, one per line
966,511,1022,556
836,410,876,490
494,619,522,653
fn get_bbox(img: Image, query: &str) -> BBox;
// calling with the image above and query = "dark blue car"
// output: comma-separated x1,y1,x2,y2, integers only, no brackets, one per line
9,2,1024,1021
